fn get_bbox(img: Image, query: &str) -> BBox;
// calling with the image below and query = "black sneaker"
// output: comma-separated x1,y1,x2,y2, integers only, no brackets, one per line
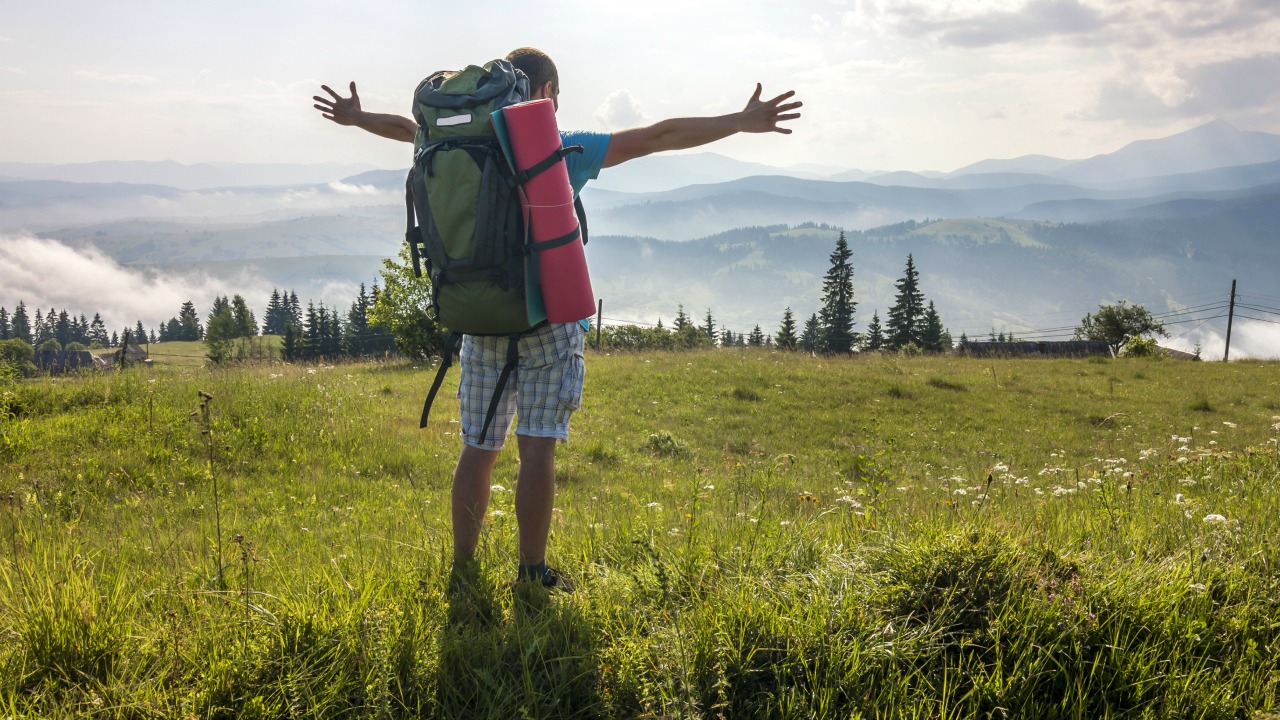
538,566,575,592
513,565,575,593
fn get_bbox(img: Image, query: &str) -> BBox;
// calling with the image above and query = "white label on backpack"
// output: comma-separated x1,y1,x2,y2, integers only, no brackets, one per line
436,114,472,127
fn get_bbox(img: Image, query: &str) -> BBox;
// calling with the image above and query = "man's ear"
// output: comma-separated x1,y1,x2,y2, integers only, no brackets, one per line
531,80,554,100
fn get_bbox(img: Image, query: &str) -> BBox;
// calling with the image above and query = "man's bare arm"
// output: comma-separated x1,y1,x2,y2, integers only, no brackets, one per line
603,84,801,168
313,82,416,143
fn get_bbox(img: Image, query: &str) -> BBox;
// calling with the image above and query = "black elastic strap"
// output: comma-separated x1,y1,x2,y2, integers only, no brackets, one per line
404,175,424,277
530,226,581,253
574,195,588,246
515,145,584,185
420,333,462,429
477,334,521,445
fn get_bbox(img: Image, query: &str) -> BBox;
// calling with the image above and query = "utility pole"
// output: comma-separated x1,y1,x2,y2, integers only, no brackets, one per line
595,299,603,348
1223,279,1237,362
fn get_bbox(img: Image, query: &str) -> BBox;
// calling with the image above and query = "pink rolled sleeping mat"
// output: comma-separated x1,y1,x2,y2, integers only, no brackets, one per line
500,98,595,324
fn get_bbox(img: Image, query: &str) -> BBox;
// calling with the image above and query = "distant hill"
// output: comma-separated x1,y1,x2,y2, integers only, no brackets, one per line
949,154,1077,176
0,161,378,189
1052,120,1280,185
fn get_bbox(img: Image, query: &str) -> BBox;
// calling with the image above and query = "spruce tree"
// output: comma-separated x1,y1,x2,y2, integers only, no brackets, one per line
702,308,717,345
135,321,146,344
863,310,884,350
920,301,945,352
231,295,257,338
673,304,692,332
33,309,47,345
347,283,373,355
799,313,820,352
0,307,8,340
818,231,856,353
11,302,31,344
55,310,72,346
89,313,108,346
179,301,202,341
886,254,925,350
747,325,764,347
775,307,797,350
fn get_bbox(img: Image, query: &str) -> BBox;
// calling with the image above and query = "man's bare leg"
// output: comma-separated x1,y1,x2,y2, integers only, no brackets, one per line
514,435,558,566
452,443,500,564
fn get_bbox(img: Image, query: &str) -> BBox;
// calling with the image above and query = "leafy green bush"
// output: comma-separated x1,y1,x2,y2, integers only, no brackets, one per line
1120,335,1161,358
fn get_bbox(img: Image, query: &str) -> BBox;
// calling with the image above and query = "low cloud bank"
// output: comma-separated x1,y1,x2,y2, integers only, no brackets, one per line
0,234,274,332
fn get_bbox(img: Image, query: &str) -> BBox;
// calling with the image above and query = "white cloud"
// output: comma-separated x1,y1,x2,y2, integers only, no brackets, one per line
1165,319,1280,360
74,69,156,85
327,181,385,196
812,13,831,32
0,235,272,330
0,66,24,75
594,90,648,130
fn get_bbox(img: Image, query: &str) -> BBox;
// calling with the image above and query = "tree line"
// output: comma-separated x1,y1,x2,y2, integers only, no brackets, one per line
592,232,952,354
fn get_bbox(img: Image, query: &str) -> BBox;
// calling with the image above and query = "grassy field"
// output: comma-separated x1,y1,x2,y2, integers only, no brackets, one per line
1,350,1277,718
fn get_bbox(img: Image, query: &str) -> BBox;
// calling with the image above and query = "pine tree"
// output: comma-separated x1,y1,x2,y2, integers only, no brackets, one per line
11,302,31,344
747,325,764,347
178,301,202,341
775,307,797,350
818,231,856,353
89,313,108,346
32,309,46,345
673,304,692,332
721,329,735,346
959,332,969,346
110,330,119,347
799,313,820,352
920,301,945,352
0,307,9,340
55,310,71,346
135,321,146,344
702,308,717,345
886,254,925,350
264,288,285,335
347,283,373,355
231,295,257,338
863,310,884,350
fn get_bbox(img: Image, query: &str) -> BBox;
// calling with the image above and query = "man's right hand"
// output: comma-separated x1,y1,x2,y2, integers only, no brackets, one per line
312,82,416,142
313,82,363,126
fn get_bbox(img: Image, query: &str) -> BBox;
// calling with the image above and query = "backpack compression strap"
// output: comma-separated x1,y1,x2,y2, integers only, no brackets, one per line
477,333,521,447
420,332,462,429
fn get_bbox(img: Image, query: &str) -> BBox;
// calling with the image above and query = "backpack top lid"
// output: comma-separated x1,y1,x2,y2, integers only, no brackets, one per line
413,60,529,143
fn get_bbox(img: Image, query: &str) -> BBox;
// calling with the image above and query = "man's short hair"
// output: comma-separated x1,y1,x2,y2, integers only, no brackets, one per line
506,47,558,93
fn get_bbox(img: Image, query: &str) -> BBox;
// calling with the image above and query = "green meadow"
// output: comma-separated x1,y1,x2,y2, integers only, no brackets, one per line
1,350,1277,719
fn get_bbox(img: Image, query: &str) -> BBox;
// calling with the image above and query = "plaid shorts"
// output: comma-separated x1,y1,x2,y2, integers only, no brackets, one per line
457,322,586,450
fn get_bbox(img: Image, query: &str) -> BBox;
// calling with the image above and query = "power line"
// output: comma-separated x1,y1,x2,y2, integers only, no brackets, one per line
1235,303,1280,316
1235,314,1280,326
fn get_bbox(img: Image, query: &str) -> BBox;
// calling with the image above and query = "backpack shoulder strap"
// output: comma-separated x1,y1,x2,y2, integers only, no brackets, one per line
420,332,463,429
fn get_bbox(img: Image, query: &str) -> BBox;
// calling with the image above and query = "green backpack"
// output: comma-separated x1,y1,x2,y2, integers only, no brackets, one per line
404,59,588,437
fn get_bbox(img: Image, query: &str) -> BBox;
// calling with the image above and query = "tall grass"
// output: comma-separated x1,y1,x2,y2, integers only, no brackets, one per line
0,351,1277,718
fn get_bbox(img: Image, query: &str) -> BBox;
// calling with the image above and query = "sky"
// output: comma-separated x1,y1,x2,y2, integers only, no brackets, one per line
3,0,1280,173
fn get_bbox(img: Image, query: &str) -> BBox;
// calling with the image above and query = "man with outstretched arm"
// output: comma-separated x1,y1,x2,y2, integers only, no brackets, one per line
314,47,801,591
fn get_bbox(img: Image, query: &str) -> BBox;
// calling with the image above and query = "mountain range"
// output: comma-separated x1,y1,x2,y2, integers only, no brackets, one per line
3,120,1279,356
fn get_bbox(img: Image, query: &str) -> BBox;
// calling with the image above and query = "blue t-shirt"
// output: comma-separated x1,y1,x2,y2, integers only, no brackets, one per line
560,130,611,198
559,131,610,329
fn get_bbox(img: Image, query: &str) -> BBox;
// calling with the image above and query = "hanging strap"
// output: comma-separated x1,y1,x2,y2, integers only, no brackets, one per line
514,145,583,185
475,333,521,445
420,332,462,429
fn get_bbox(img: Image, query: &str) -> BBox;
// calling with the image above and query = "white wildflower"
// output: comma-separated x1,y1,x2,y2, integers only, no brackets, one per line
1222,422,1236,428
490,484,506,492
1203,514,1227,525
646,502,662,510
1175,493,1186,504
